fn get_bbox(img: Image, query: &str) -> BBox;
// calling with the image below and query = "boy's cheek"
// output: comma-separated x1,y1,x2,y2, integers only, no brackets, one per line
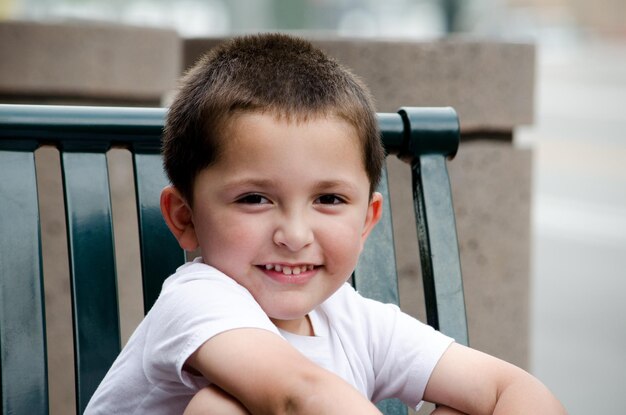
197,219,259,251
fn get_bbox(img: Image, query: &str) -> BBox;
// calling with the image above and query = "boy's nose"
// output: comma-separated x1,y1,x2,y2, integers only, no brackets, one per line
272,213,314,252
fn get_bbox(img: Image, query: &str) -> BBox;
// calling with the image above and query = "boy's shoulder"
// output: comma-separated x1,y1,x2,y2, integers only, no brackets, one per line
318,283,402,333
322,282,399,313
321,282,452,349
153,259,271,326
161,258,240,292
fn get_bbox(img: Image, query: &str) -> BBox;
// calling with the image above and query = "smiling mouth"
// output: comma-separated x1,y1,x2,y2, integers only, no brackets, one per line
262,264,316,275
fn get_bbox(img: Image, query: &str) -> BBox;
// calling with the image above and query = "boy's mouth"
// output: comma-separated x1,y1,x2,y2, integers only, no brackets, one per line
261,263,316,276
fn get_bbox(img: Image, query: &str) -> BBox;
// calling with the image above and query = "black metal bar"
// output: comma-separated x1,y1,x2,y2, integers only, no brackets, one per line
399,107,469,346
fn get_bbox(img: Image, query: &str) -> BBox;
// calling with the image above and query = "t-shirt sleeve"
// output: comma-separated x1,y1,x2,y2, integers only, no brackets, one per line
142,266,279,389
360,294,454,408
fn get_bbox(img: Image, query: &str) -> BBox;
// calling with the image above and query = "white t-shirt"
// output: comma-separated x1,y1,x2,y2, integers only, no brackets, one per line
85,260,453,414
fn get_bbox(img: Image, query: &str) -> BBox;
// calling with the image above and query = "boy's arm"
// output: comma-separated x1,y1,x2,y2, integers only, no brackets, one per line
185,384,400,415
186,327,383,415
423,343,567,415
184,385,251,415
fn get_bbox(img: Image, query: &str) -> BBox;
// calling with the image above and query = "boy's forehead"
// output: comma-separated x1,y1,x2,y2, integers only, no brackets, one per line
221,110,361,148
213,111,367,171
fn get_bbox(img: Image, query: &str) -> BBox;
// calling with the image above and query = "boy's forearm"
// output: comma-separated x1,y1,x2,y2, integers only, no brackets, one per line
465,364,567,415
233,361,382,415
492,372,567,415
424,343,566,415
428,375,566,415
187,328,382,415
185,381,382,415
184,385,251,415
278,369,382,415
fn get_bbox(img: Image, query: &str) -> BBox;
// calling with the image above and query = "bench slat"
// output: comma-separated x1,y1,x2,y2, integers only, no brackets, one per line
133,152,186,313
61,151,121,413
0,149,49,414
355,165,400,305
355,166,406,415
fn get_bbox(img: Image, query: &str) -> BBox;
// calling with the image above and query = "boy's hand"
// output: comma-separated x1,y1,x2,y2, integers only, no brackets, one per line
423,343,567,415
186,328,383,415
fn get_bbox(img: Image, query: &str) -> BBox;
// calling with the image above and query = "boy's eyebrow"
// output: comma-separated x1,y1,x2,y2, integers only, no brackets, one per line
312,180,360,193
222,178,361,193
221,177,279,190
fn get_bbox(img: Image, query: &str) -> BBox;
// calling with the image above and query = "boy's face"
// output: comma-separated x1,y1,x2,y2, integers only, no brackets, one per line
188,112,382,334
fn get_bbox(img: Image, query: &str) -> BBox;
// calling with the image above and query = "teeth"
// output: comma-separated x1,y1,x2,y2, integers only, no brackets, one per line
263,264,315,275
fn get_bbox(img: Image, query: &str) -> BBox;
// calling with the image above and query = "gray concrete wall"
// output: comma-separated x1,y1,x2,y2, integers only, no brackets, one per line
185,37,535,131
0,20,181,104
1,23,535,414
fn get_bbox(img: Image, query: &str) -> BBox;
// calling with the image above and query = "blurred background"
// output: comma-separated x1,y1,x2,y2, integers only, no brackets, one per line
1,0,625,413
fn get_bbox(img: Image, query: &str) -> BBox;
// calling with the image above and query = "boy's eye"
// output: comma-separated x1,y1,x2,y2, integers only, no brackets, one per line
316,194,345,205
236,194,270,204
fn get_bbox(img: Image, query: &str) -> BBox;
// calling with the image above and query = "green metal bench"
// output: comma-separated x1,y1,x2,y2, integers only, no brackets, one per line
0,104,468,415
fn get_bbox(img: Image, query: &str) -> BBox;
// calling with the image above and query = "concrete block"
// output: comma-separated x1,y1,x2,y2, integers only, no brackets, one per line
0,20,181,104
450,140,532,369
185,36,535,132
389,141,532,370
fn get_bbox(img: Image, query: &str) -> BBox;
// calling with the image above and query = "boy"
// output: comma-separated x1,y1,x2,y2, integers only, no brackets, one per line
86,33,565,414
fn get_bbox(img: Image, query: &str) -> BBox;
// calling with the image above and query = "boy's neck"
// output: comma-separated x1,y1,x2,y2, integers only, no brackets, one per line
271,315,314,336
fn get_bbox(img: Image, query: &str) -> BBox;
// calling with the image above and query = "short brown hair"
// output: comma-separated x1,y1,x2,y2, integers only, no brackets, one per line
162,33,384,204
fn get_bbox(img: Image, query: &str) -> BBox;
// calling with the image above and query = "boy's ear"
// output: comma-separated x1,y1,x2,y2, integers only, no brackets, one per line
359,191,383,249
160,186,199,251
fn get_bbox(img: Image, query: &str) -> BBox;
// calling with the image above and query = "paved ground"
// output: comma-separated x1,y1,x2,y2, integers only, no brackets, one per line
518,35,626,413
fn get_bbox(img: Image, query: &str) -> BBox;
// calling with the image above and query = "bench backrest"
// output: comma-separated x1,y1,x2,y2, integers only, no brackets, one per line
0,104,467,415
